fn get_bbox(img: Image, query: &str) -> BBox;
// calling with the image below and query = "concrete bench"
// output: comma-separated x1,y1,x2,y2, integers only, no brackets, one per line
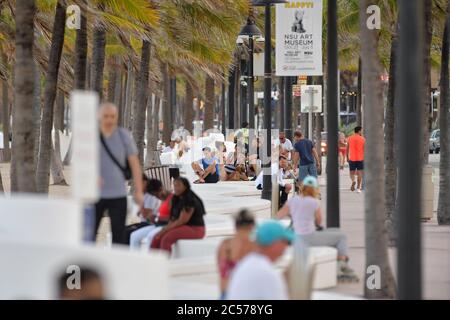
170,237,337,289
0,195,82,245
0,239,170,299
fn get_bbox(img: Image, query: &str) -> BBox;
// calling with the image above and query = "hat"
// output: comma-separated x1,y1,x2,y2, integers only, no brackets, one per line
255,220,295,246
202,147,211,152
302,176,318,188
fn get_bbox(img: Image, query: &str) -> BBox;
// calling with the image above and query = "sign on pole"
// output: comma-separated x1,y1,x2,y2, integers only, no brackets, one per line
275,0,323,76
71,91,100,202
301,85,322,113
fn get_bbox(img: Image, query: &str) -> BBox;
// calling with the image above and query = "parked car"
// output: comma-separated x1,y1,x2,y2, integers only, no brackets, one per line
429,129,440,154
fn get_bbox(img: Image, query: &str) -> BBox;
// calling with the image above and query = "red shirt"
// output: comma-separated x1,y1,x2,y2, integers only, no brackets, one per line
158,194,173,219
347,134,365,161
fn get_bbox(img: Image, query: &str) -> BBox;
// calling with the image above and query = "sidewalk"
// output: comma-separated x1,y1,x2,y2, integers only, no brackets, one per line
319,166,450,299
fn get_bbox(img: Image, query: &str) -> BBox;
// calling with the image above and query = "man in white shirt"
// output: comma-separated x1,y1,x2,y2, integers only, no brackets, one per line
162,140,177,153
277,132,294,160
227,220,294,300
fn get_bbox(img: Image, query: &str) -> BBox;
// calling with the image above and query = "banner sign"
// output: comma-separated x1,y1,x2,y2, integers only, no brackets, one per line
275,0,323,76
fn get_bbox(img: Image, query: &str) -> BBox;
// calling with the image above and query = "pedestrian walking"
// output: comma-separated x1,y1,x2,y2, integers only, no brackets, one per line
94,103,144,244
346,126,365,193
292,131,320,182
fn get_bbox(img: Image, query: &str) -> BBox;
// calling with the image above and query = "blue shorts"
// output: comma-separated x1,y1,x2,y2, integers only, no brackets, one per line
349,161,364,171
298,163,318,182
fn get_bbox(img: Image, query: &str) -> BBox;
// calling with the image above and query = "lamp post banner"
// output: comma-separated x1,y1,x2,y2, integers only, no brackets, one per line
275,0,323,76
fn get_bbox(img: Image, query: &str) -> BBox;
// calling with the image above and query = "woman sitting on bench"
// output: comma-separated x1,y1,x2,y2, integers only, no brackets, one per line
276,176,359,282
151,177,206,253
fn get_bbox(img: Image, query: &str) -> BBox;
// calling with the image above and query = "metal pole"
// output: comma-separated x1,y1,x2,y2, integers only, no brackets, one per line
308,88,314,140
397,0,423,300
285,77,293,141
240,59,248,124
248,36,255,129
326,0,340,228
261,4,272,201
280,77,285,131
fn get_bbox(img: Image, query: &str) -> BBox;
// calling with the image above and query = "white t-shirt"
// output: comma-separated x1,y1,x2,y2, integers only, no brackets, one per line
254,162,279,188
140,193,161,222
278,138,293,152
162,146,174,153
287,195,319,235
226,253,289,300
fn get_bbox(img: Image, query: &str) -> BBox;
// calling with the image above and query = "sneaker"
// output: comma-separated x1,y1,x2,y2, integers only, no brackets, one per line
350,181,356,191
337,261,359,283
356,188,361,193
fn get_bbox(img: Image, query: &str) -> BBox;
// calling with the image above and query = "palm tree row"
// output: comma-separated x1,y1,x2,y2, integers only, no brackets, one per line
0,0,249,193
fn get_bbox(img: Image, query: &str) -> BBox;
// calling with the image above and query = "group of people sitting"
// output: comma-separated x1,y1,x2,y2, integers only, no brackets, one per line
217,175,358,300
125,175,206,253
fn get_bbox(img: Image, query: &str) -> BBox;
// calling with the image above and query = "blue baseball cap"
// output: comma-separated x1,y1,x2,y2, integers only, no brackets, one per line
255,220,295,246
302,176,318,188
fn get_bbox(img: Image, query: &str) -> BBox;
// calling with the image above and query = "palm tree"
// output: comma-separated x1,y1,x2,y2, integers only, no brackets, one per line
438,1,450,225
74,0,87,90
11,0,37,193
360,0,396,299
204,75,215,132
90,23,106,99
1,64,10,162
35,1,66,193
184,80,194,133
132,40,151,165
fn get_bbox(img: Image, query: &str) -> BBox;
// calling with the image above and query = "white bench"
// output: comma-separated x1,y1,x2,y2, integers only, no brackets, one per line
0,195,82,245
170,237,337,289
0,240,170,299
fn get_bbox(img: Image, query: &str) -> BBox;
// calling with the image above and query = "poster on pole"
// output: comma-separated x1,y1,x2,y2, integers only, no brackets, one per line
275,0,323,76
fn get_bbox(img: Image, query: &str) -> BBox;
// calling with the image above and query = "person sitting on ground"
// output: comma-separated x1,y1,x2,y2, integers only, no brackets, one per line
217,210,257,299
57,266,105,300
223,144,249,181
191,147,220,184
226,220,294,300
276,176,359,282
129,179,169,249
151,177,206,253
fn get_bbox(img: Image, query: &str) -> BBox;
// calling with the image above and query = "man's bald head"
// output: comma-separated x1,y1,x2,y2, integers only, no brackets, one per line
99,102,119,132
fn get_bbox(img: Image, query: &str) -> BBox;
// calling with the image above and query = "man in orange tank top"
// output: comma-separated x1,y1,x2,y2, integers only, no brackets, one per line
346,126,365,193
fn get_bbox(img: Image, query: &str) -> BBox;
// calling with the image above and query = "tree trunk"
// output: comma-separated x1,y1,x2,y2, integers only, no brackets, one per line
50,90,67,185
162,63,172,144
360,0,396,299
116,67,124,126
91,24,106,99
184,80,194,134
124,62,134,130
438,2,450,225
74,1,87,90
145,94,159,167
384,32,398,243
356,57,362,125
204,75,215,132
422,0,433,165
11,0,37,193
33,60,41,175
132,40,151,166
35,2,66,194
2,74,11,162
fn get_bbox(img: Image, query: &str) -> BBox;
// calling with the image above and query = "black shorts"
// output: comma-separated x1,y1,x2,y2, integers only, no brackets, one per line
204,173,219,183
349,161,364,171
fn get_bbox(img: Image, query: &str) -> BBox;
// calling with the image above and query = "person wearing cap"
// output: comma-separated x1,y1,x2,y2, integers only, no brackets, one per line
191,147,220,183
217,210,256,299
276,176,359,282
226,220,294,300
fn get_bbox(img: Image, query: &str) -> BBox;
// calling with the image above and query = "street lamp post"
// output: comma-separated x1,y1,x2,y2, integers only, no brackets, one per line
252,0,287,201
398,0,424,300
326,0,340,228
239,18,262,130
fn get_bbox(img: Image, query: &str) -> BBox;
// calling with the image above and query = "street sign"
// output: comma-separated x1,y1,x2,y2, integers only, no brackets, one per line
300,85,322,113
